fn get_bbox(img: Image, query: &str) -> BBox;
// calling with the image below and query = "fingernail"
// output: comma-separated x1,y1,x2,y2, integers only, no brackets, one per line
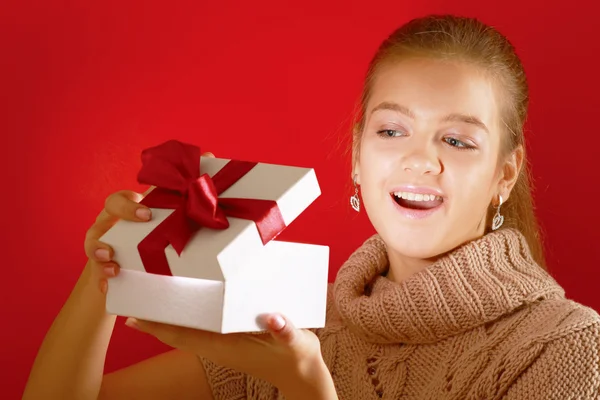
99,280,108,295
103,265,116,276
95,248,110,261
136,207,151,220
125,317,140,330
270,315,286,331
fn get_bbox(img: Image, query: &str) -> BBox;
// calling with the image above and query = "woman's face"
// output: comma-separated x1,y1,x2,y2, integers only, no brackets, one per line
355,57,522,262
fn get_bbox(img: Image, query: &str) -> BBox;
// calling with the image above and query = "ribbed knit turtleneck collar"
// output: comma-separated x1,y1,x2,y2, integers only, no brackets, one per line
333,228,565,344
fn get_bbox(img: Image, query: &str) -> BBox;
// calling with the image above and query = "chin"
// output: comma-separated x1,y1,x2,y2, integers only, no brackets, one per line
363,191,485,261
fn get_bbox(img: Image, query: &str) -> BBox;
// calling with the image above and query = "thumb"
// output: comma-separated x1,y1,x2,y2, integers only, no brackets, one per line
265,314,298,345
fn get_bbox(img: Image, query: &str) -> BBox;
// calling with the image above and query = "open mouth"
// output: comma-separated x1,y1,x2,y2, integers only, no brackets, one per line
391,191,444,210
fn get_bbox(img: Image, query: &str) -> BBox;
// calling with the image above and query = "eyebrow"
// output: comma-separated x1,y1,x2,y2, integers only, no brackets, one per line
370,101,489,133
371,101,416,119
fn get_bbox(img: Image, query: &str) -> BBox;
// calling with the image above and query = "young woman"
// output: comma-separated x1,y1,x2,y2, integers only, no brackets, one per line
23,14,600,400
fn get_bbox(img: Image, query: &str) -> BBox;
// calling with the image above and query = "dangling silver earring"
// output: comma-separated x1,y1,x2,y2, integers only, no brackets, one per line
492,195,504,231
350,174,360,212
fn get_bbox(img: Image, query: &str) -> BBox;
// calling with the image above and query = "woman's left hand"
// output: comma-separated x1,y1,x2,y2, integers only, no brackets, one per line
86,184,337,399
125,314,334,397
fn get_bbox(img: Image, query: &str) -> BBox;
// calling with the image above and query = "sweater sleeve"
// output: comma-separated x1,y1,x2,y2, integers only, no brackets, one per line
503,321,600,399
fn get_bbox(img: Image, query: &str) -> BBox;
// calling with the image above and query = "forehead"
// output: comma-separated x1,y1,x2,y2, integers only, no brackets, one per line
366,57,500,127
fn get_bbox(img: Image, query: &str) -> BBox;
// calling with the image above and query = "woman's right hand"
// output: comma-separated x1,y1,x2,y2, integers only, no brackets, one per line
82,151,215,294
83,189,153,294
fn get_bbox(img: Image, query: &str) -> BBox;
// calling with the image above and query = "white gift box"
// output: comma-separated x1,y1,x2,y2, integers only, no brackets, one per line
99,145,329,333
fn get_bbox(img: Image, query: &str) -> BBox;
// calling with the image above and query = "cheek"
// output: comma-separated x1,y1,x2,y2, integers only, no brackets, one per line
358,143,396,186
444,156,498,205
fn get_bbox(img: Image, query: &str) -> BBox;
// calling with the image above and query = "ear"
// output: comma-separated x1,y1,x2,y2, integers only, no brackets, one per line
497,145,524,202
352,162,361,185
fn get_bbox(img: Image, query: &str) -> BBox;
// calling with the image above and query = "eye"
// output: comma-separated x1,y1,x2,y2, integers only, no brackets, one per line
443,136,475,150
376,129,406,139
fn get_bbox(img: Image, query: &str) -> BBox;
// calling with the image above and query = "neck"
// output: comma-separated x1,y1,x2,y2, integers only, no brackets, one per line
385,250,435,283
386,230,488,283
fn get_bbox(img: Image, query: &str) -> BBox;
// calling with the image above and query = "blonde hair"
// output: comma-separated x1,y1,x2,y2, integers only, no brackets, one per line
351,15,547,269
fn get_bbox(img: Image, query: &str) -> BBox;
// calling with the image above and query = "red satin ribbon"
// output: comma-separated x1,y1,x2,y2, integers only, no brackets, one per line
135,140,286,276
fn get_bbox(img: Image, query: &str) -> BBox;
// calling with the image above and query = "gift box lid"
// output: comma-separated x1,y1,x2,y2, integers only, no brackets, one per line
99,140,323,281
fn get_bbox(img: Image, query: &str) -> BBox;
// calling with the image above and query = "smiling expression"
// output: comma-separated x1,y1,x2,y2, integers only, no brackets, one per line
354,56,510,263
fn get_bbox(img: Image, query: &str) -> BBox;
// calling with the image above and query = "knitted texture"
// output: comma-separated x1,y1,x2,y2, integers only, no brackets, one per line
200,229,600,399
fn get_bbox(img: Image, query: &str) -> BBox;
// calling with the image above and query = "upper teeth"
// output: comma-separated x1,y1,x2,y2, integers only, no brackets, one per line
393,192,442,201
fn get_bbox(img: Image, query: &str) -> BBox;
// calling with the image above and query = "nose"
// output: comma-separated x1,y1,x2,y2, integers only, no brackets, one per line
401,145,442,175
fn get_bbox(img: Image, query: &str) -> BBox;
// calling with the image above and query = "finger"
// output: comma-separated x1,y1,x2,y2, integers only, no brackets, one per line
202,152,215,158
86,187,154,259
263,314,298,346
98,262,120,294
86,241,113,262
104,190,152,222
100,279,108,295
102,261,120,278
85,259,120,294
84,215,118,260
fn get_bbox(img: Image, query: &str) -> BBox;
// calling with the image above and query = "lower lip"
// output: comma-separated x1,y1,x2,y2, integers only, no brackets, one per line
389,194,444,220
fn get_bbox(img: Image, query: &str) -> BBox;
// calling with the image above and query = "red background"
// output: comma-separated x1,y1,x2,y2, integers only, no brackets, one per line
2,0,599,397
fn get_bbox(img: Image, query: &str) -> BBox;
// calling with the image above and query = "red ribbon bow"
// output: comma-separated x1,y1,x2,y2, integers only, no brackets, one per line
136,140,286,276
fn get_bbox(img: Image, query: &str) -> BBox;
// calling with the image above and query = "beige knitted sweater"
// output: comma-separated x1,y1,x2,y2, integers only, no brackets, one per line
200,229,600,399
